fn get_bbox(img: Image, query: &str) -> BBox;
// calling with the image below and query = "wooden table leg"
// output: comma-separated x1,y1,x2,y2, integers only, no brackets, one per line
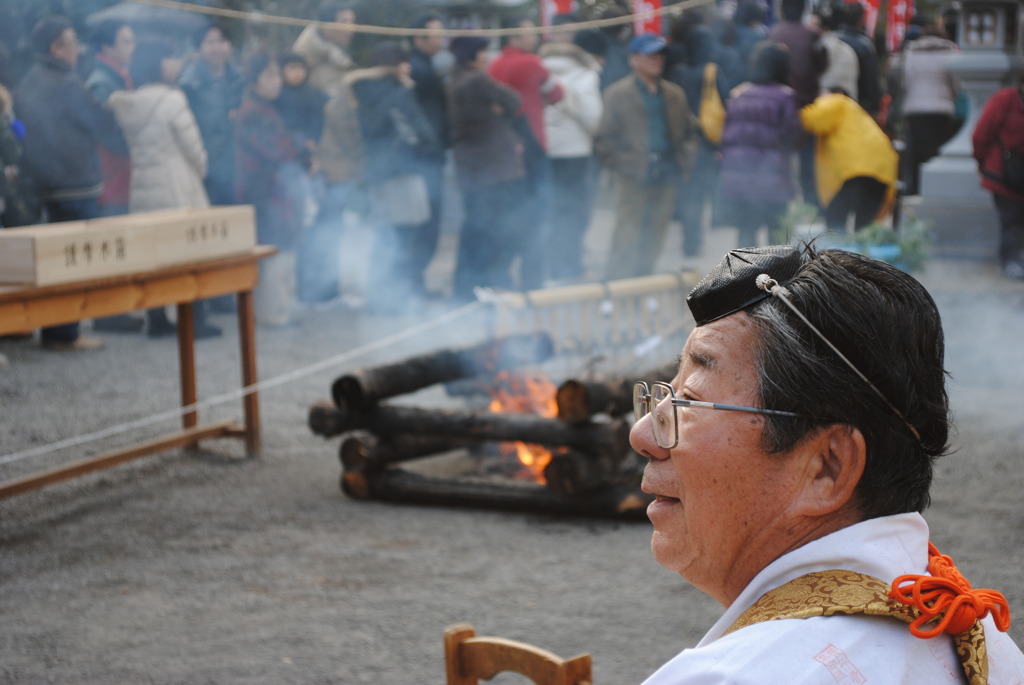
236,289,260,456
176,301,198,432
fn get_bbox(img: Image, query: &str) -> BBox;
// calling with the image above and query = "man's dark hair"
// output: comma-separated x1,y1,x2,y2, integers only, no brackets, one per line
780,0,806,22
734,0,765,27
130,39,174,87
748,41,788,85
92,19,129,52
817,3,844,31
31,15,72,56
193,21,230,49
449,36,489,65
747,248,950,519
409,12,441,30
843,1,865,28
318,3,354,24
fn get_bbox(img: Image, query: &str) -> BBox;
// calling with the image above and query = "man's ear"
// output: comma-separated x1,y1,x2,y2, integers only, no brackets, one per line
794,424,866,517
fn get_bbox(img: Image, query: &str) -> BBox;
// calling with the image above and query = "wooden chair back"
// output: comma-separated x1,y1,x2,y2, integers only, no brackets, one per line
444,623,592,685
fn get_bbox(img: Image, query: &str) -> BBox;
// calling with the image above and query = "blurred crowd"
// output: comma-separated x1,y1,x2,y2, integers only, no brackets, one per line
0,0,1021,354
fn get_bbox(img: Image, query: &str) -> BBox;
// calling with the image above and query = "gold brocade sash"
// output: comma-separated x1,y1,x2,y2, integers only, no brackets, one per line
724,569,989,684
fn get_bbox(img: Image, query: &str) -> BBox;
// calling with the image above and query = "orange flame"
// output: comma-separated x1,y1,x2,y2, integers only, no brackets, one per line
488,371,558,483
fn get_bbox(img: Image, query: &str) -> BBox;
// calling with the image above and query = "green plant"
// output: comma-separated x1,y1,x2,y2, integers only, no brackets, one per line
852,214,932,273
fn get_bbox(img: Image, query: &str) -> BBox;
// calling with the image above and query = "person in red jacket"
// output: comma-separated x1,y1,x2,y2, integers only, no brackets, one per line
972,72,1024,279
489,17,564,149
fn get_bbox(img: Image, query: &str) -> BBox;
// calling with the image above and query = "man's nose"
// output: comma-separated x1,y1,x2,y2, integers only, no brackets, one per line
629,413,669,460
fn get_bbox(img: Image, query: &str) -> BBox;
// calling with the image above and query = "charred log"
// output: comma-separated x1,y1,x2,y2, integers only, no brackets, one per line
555,361,678,423
342,467,652,520
339,433,477,472
555,378,632,423
542,450,616,497
322,405,630,461
330,332,554,414
309,400,346,437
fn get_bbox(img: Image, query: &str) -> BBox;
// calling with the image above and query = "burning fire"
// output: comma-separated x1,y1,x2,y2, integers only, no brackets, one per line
488,371,559,483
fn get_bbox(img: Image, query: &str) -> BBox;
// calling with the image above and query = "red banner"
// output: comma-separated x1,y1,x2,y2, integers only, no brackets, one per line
886,0,914,53
633,0,663,36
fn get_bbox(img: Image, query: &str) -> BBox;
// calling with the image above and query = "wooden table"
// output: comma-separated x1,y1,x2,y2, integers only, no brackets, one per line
0,246,276,498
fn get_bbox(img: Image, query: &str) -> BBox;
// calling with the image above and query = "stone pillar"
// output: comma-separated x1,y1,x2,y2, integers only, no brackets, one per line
908,0,1024,258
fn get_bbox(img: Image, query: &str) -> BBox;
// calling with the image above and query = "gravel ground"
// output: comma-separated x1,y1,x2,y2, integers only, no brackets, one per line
2,216,1023,685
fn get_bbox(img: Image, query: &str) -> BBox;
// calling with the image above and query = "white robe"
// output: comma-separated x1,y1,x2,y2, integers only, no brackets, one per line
643,513,1024,684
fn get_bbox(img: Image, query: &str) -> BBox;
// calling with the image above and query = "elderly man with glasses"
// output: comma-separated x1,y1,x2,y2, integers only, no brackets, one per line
632,245,1024,683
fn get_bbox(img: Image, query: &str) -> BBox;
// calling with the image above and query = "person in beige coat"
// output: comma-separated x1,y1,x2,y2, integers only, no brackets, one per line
291,3,356,97
109,40,220,338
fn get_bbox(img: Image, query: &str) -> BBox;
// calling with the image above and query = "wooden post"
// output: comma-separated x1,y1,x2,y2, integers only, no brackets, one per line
237,289,260,456
176,301,198,435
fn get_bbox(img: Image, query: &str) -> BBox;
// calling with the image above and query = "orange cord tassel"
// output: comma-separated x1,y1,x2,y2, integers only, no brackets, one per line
890,542,1011,638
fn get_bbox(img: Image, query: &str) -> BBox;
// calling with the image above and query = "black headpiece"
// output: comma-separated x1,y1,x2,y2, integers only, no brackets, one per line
687,246,803,326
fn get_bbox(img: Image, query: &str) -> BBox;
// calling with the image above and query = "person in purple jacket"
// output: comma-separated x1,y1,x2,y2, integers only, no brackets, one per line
718,41,803,248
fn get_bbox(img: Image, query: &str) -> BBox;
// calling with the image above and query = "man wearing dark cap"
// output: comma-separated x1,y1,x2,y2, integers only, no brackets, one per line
632,245,1024,682
594,33,696,280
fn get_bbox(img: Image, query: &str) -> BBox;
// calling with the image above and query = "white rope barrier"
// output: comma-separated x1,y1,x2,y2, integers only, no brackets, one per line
0,299,486,467
128,0,717,38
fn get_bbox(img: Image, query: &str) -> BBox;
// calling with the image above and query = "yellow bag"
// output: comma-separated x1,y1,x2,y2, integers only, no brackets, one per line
699,62,726,144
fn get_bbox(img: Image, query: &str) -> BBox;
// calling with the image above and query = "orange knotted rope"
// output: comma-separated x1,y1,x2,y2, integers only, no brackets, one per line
889,542,1011,638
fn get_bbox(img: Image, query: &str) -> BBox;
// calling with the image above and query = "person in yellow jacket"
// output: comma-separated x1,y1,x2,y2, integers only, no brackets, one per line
800,90,897,231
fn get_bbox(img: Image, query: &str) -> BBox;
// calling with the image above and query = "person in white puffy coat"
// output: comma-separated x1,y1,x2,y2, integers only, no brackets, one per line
109,40,219,338
539,27,603,283
110,46,207,214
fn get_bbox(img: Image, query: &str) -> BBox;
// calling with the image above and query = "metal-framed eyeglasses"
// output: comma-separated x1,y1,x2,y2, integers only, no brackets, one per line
632,381,815,449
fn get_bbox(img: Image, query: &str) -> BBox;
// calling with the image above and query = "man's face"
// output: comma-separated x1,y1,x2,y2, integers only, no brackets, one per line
414,19,444,57
199,27,231,69
323,9,356,48
510,20,539,53
105,25,135,69
51,28,79,69
630,51,664,80
634,313,806,605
